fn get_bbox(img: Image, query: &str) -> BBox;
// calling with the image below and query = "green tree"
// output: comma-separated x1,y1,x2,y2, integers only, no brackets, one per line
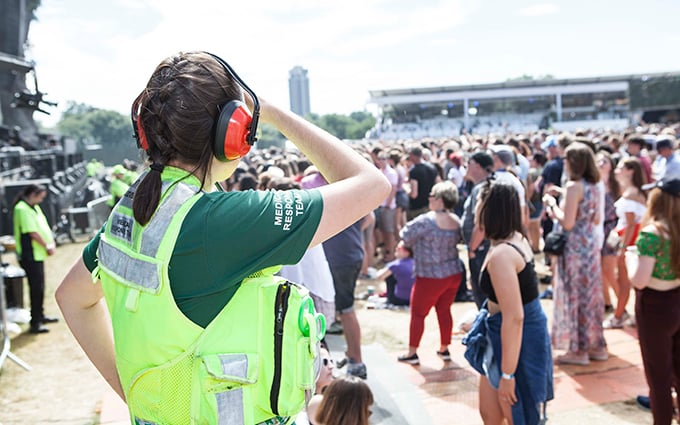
57,102,140,164
347,111,376,139
256,122,286,149
506,74,555,82
305,111,375,141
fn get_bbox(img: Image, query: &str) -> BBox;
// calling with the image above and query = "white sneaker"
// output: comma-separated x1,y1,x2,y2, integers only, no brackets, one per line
367,267,377,279
603,314,624,329
625,312,636,327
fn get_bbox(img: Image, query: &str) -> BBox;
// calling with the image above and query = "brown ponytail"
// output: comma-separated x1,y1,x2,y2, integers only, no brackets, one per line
132,165,163,225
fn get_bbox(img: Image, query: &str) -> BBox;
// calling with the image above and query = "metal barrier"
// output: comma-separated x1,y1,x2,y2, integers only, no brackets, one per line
0,161,90,239
0,271,32,372
86,195,112,232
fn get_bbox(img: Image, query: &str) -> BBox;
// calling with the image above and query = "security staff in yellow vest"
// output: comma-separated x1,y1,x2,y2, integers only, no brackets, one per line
56,51,390,425
107,164,131,208
12,184,57,334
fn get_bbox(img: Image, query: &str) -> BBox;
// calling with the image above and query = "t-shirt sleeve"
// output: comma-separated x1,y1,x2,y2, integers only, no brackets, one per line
387,169,399,187
400,216,425,246
82,226,104,272
636,231,661,258
201,188,323,283
16,206,39,233
619,199,635,213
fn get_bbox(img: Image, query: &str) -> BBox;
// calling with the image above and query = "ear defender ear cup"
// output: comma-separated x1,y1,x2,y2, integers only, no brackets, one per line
205,52,260,161
213,100,253,161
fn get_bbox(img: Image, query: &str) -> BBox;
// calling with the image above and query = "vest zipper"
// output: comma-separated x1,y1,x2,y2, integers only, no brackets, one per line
270,281,291,416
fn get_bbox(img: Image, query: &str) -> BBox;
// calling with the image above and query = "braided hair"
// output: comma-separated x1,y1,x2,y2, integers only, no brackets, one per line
132,52,242,225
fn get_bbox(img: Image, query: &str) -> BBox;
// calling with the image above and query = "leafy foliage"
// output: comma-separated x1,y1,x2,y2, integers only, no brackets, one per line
305,111,375,140
55,101,376,160
256,123,286,149
57,102,140,164
506,74,555,82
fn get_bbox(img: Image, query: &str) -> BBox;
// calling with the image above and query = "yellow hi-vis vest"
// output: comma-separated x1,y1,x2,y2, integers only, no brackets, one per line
95,172,324,425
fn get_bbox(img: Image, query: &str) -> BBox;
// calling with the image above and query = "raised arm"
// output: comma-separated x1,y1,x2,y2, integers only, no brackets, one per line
261,101,390,246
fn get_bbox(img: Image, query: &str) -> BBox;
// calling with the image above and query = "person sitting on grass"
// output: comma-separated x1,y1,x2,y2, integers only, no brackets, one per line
374,240,415,307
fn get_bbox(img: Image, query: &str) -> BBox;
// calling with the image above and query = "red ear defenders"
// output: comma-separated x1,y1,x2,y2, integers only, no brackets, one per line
131,52,260,162
131,92,149,151
206,52,260,162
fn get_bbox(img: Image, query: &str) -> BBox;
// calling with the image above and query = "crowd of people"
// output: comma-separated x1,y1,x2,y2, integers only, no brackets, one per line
205,121,679,424
32,116,675,424
23,50,674,425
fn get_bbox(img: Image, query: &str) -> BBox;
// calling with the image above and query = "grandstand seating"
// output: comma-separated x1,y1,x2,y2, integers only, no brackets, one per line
374,113,543,140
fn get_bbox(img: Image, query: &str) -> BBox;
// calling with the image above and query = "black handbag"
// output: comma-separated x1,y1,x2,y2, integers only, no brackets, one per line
543,231,568,256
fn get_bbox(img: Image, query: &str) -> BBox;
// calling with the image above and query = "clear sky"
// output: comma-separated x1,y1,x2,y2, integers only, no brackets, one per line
27,0,680,127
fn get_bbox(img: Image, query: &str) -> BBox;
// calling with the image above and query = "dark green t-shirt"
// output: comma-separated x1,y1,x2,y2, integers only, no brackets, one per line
83,188,323,327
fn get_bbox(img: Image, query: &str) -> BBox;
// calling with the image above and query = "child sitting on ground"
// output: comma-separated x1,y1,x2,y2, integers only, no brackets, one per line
375,241,415,306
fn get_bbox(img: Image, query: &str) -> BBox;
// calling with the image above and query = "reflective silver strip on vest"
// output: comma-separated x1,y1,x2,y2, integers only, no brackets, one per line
118,172,146,210
99,241,161,291
219,354,249,380
134,419,159,425
139,181,198,257
216,388,245,425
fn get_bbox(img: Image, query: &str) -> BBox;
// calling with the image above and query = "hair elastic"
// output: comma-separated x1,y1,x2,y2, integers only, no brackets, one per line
150,163,164,173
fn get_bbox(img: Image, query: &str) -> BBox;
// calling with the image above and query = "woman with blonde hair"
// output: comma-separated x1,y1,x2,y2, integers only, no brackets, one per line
628,177,680,425
544,142,607,365
398,180,463,364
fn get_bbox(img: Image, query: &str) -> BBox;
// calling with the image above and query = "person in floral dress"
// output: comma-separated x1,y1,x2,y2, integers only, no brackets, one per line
543,142,607,365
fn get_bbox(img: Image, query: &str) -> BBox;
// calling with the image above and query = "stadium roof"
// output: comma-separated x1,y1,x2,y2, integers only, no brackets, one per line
368,71,680,105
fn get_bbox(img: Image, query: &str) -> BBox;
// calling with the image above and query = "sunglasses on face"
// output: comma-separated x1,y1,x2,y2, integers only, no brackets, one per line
322,358,334,367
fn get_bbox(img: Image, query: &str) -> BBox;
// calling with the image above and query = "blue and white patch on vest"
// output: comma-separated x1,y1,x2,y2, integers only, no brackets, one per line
109,211,134,244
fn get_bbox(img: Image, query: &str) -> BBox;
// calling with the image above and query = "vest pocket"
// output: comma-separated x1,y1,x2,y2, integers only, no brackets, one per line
297,337,318,391
125,352,195,425
201,353,259,425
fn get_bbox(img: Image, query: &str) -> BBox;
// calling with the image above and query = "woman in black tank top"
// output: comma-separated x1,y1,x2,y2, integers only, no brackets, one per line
479,242,539,305
473,179,553,425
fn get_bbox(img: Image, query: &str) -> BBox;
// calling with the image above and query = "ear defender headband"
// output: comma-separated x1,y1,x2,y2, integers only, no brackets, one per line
130,52,260,161
131,92,149,151
206,52,260,162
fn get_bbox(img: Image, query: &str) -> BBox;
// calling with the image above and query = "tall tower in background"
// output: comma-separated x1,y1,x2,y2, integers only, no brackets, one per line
288,66,310,116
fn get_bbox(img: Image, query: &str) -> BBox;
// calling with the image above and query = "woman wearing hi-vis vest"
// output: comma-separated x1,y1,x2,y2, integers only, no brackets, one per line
56,51,389,425
12,184,57,334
